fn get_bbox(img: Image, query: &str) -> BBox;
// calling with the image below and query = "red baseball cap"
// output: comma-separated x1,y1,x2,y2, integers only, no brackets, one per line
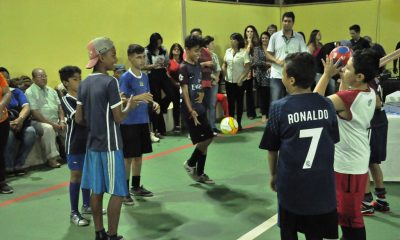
86,37,114,69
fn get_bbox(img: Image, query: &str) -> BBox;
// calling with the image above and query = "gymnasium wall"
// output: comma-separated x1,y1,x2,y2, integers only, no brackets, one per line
2,0,399,87
0,0,183,86
378,0,399,57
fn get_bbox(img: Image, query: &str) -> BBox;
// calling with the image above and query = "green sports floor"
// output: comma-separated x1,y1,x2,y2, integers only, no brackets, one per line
1,117,399,240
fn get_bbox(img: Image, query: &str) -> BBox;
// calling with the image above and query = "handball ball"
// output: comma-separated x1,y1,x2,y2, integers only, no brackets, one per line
220,117,239,135
329,46,352,66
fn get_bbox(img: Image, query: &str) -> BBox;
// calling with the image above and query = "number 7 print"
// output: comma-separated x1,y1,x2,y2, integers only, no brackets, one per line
299,127,323,169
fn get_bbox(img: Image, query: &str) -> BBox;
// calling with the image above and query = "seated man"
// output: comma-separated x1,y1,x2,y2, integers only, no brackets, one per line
25,68,65,168
0,67,36,175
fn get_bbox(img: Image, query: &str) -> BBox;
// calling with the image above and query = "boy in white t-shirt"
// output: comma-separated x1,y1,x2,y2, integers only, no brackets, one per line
314,49,379,240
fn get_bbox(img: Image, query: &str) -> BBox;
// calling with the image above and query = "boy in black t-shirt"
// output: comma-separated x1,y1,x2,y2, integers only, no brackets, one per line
180,35,215,184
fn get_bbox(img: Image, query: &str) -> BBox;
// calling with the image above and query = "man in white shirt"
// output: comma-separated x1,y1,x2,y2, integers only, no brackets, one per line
266,11,308,102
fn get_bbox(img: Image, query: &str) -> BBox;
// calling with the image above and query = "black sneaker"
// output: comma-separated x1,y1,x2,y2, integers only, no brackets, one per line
122,196,135,206
14,169,26,176
130,185,154,197
213,128,221,134
361,202,375,216
173,126,182,133
107,234,124,240
0,183,14,194
373,200,390,212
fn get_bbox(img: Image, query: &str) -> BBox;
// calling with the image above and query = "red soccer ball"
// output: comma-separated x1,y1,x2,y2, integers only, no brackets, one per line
329,46,352,66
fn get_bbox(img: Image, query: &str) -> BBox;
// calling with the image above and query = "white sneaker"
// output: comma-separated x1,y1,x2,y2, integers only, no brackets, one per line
70,212,90,226
183,161,199,181
81,205,106,215
150,132,160,143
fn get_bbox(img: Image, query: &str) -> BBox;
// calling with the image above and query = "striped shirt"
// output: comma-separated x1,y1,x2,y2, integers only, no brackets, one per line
61,94,88,154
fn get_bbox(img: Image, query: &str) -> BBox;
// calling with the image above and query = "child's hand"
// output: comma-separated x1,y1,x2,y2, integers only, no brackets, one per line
190,110,201,126
270,174,277,192
152,101,160,114
126,95,139,110
195,92,204,103
322,54,342,78
133,92,153,103
120,92,127,105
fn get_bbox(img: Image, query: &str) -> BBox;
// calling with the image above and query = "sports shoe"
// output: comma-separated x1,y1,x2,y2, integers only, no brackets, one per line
81,205,106,215
197,174,215,184
70,212,90,226
14,169,27,176
130,185,154,197
155,132,165,139
173,126,181,133
183,160,198,181
107,234,124,240
361,202,375,216
122,196,135,206
373,200,390,212
150,132,160,143
48,157,61,168
0,183,14,194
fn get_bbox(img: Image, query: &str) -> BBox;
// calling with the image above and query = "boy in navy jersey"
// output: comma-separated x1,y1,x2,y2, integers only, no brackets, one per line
259,52,339,240
76,37,148,240
59,66,91,226
119,44,158,205
181,35,215,184
315,49,378,240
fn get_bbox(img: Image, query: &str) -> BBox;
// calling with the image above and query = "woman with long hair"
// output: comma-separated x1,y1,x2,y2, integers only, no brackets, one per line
143,33,172,138
307,29,323,57
222,33,250,131
166,43,184,132
252,31,272,123
243,25,259,120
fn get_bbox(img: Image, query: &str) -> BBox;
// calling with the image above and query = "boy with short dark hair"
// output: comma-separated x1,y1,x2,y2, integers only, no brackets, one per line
315,49,379,240
259,52,339,240
180,35,215,184
75,37,151,240
119,44,158,205
59,65,91,226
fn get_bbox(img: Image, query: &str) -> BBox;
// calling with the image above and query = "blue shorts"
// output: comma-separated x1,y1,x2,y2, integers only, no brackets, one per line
81,150,128,197
67,154,85,171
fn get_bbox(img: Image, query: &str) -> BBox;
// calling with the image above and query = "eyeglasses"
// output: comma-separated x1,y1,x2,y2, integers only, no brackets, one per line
34,75,47,79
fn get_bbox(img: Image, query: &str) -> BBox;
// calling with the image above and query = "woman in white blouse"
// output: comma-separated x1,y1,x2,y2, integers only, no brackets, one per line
222,33,250,131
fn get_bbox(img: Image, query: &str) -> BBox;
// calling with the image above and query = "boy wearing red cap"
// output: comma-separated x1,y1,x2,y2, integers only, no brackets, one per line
76,37,152,240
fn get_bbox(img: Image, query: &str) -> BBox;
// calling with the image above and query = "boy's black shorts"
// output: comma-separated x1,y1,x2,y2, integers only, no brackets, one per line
369,110,388,164
279,205,338,240
369,123,388,164
120,123,152,158
184,113,214,144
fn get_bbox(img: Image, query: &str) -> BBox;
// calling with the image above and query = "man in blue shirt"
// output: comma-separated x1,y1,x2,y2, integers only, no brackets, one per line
2,67,36,176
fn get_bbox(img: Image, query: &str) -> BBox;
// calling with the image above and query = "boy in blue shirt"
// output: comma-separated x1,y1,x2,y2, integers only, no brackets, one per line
259,52,339,240
181,35,215,184
76,37,151,240
118,44,158,205
59,65,91,226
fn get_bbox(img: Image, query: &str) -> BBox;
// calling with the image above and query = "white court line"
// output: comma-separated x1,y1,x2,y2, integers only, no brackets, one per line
236,214,278,240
